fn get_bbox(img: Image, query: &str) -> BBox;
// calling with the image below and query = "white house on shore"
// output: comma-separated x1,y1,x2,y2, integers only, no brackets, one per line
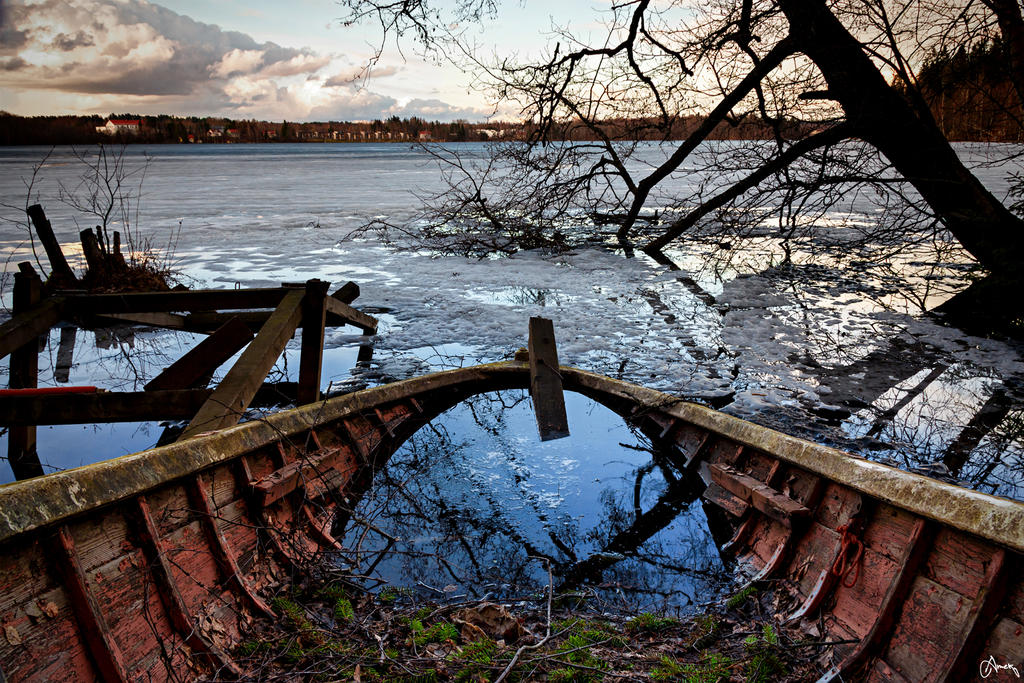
96,118,141,135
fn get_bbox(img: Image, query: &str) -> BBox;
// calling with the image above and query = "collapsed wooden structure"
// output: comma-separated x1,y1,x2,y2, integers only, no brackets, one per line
0,336,1022,680
1,267,378,480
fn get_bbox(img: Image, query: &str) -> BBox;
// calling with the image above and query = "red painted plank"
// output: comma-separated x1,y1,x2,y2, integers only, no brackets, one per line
187,476,274,618
709,463,811,527
938,547,1009,682
50,525,130,683
834,517,932,679
134,496,242,676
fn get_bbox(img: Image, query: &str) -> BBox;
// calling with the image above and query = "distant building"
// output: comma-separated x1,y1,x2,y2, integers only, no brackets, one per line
418,130,432,141
208,126,225,138
96,118,141,135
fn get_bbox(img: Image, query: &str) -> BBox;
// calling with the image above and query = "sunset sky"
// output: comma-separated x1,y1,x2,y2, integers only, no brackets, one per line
0,0,601,122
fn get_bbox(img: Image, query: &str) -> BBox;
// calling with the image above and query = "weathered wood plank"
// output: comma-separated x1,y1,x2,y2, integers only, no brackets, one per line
702,482,750,517
27,204,78,286
251,443,359,507
51,525,129,682
709,463,811,527
528,316,569,441
298,279,329,404
132,496,241,675
0,297,63,362
96,311,189,329
833,517,933,679
185,310,273,332
179,289,304,439
186,475,274,618
332,281,360,304
937,547,1009,682
145,317,254,391
324,295,378,333
0,389,212,425
60,287,300,315
9,272,43,480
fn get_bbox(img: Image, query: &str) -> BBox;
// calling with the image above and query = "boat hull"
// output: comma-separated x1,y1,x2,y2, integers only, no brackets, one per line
0,361,1020,681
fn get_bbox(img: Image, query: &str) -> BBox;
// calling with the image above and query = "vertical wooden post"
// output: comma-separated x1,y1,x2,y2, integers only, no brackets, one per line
79,229,108,282
528,317,570,441
55,326,77,383
9,271,44,479
298,279,329,405
26,204,78,286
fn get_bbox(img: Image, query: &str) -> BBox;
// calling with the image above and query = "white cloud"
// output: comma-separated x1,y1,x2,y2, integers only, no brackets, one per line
0,0,491,122
210,48,265,78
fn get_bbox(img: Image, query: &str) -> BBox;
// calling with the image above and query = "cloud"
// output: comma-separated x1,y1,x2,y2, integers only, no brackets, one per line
307,88,399,121
52,31,94,51
210,48,264,79
324,64,401,87
0,0,331,103
2,57,27,71
0,0,489,122
390,98,493,121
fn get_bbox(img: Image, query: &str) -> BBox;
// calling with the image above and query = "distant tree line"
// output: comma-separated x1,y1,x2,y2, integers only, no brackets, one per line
0,112,525,145
903,38,1024,142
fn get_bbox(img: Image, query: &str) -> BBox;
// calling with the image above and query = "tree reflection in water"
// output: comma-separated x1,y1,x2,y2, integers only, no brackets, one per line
337,390,731,614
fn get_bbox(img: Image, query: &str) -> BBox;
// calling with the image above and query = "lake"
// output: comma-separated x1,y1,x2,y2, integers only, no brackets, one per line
1,142,1023,603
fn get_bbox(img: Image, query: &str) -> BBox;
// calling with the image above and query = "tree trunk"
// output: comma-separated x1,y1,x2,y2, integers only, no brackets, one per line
779,0,1024,281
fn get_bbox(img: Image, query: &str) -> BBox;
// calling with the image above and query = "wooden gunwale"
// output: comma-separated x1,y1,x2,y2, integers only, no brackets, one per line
1,361,1023,681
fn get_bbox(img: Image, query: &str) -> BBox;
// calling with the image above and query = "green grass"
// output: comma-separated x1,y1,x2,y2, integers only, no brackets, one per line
625,613,679,634
412,620,459,646
333,596,355,622
743,624,785,683
725,585,759,610
271,597,312,631
651,653,734,682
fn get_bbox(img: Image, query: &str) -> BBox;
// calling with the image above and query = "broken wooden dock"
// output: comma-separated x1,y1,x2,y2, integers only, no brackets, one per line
1,267,378,481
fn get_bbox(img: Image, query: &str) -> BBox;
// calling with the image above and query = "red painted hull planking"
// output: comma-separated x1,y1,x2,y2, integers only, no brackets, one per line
0,362,1020,681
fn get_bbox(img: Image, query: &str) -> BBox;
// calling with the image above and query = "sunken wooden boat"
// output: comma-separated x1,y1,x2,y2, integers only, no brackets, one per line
0,360,1022,682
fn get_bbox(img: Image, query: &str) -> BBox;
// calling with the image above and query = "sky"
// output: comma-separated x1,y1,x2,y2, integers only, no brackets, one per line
0,0,605,122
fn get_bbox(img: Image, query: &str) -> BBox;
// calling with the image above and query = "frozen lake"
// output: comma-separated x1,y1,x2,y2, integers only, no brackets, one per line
2,142,1024,509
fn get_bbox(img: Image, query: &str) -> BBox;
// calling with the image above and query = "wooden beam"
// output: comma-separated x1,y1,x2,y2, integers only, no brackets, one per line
184,310,272,333
0,297,63,361
324,296,378,334
0,389,212,425
298,279,329,404
95,312,189,329
528,316,569,440
9,272,43,479
709,463,811,527
332,281,360,304
59,287,300,315
0,382,306,426
144,317,254,391
27,204,78,286
179,289,304,439
79,228,108,281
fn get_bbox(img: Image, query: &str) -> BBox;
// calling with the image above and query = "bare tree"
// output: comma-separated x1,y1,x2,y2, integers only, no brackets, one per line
342,0,1024,329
